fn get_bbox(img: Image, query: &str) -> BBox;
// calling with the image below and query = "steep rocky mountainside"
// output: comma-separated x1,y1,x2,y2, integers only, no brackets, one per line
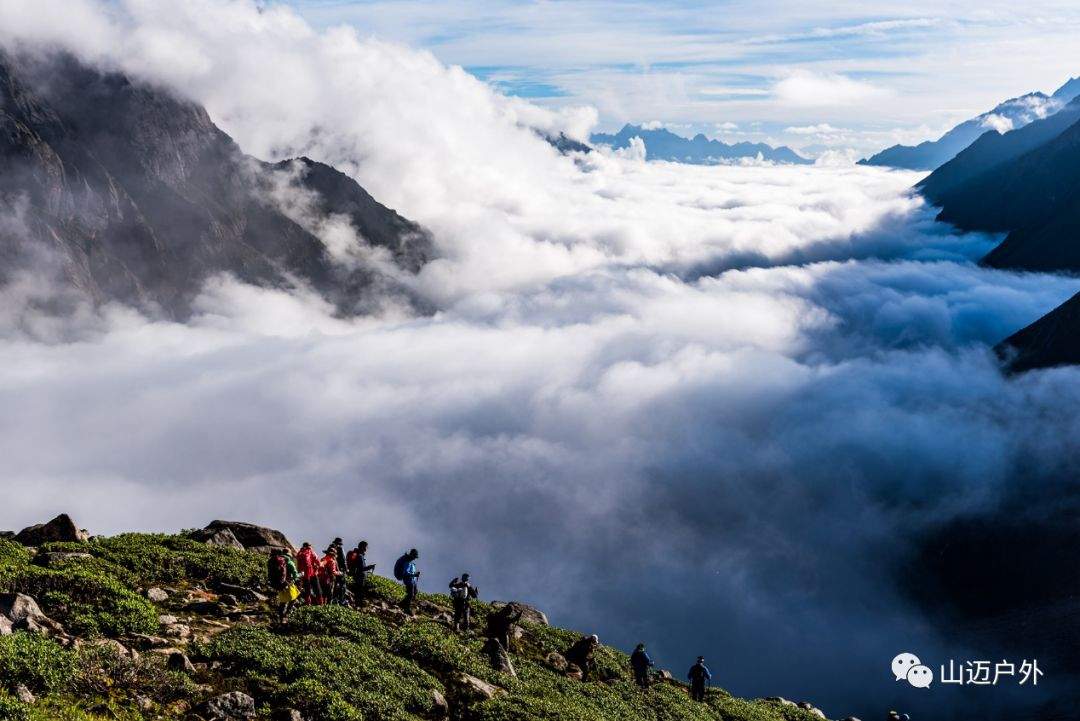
0,515,835,721
590,125,811,165
0,51,432,318
996,291,1080,372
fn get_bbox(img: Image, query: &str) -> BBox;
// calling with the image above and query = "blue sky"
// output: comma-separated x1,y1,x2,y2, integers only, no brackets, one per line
286,1,1080,155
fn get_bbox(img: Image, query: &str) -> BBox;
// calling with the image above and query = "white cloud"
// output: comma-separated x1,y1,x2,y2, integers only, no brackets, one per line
773,70,890,107
785,123,849,135
716,121,740,131
980,112,1014,133
2,3,1080,718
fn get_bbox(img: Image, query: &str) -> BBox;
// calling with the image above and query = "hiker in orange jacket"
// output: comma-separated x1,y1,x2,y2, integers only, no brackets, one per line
319,547,340,606
295,542,322,605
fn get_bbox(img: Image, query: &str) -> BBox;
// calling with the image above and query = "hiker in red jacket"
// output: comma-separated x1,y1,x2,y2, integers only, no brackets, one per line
319,547,340,606
295,542,322,605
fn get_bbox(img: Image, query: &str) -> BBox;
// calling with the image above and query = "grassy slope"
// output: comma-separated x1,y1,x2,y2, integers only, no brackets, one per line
0,534,823,721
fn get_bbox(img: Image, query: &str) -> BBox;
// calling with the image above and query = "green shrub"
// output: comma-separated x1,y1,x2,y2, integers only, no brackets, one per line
0,633,77,694
0,694,30,721
70,534,264,587
285,605,389,646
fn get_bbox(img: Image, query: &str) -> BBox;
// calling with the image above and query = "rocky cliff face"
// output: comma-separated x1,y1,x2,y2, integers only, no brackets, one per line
0,51,432,318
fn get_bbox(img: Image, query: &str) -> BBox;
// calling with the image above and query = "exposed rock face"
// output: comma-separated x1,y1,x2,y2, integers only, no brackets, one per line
192,521,295,553
12,513,88,545
0,50,433,319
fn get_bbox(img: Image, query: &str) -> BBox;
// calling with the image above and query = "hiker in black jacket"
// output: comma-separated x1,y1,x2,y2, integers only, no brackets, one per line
630,643,653,688
448,573,478,631
687,656,711,701
345,540,375,605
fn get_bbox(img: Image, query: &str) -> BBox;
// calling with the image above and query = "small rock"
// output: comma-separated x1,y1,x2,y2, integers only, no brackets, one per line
165,623,192,640
13,513,89,545
449,673,501,702
15,684,35,704
202,691,256,720
658,669,674,681
545,651,567,672
89,638,137,659
428,690,448,719
565,664,584,681
126,633,172,649
146,587,170,603
271,711,304,721
0,617,12,636
764,697,797,707
158,614,180,626
167,651,196,674
211,582,267,604
135,695,154,712
797,702,826,719
218,594,240,607
149,647,184,658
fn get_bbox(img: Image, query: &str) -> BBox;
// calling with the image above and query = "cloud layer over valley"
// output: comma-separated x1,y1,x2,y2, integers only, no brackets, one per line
2,2,1080,720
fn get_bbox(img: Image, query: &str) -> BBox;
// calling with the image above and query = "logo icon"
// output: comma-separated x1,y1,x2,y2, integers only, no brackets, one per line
892,652,933,688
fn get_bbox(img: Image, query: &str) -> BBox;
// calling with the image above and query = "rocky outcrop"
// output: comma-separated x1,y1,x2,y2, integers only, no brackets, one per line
191,521,294,553
12,513,89,545
0,593,65,635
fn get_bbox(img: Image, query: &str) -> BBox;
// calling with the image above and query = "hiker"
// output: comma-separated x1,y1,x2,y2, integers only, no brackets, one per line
687,656,711,701
565,634,600,680
484,603,524,652
630,643,653,688
267,548,299,623
345,540,375,606
394,548,421,615
295,542,322,605
331,538,348,605
448,573,478,631
319,546,340,605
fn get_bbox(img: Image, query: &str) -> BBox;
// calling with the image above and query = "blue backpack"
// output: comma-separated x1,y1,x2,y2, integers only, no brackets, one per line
393,554,410,581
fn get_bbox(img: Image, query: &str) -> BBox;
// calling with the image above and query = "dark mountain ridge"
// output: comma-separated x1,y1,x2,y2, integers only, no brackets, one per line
0,50,432,318
590,124,811,165
915,95,1080,371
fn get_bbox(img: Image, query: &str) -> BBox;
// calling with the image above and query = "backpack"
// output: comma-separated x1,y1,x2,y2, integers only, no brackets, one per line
346,549,359,572
268,555,287,587
393,554,409,581
450,583,468,600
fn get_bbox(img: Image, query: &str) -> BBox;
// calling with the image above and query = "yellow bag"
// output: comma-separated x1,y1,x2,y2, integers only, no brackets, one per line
277,584,300,603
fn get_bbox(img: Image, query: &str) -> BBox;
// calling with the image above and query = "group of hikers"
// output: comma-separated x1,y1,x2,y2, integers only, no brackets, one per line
263,540,793,707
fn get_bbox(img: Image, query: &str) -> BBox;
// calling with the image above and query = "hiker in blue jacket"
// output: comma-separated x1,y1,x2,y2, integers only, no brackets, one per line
630,643,654,688
394,548,421,615
688,656,711,701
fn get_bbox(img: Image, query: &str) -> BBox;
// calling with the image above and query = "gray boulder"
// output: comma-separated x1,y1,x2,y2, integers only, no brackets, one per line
202,691,256,720
13,514,88,545
146,587,170,603
15,684,35,704
192,521,295,553
35,551,93,566
167,651,196,674
491,600,548,626
0,593,64,635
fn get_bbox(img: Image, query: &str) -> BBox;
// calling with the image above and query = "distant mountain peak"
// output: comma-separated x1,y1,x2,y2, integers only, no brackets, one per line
1052,76,1080,102
591,124,811,165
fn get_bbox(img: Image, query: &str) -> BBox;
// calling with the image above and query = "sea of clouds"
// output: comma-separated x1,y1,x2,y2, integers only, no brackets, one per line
2,1,1080,719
